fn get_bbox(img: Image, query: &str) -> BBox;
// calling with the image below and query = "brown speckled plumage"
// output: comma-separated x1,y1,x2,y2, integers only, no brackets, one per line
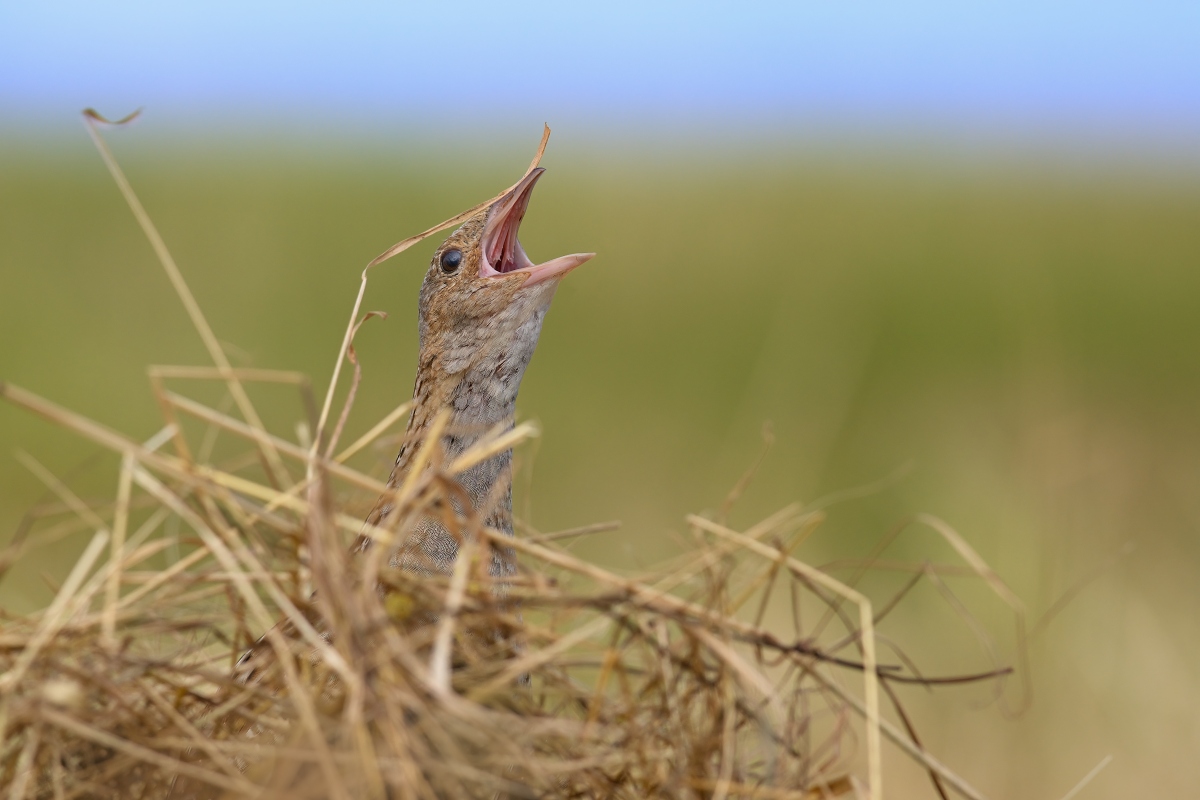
361,168,593,579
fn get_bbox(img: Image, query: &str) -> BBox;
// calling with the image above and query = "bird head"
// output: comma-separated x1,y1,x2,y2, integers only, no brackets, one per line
416,167,594,373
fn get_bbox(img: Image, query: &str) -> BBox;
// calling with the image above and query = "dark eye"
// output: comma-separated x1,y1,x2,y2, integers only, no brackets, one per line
440,248,462,274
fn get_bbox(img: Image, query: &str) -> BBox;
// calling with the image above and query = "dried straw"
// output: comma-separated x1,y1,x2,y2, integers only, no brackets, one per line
0,113,1024,800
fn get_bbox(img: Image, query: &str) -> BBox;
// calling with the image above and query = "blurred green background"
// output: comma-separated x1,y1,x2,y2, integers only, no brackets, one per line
2,128,1199,796
8,1,1200,794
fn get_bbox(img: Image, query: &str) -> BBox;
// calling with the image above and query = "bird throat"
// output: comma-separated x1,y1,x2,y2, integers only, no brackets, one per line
373,300,551,578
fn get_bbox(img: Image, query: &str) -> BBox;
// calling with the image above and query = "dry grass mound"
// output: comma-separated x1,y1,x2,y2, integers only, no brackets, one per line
0,112,1021,799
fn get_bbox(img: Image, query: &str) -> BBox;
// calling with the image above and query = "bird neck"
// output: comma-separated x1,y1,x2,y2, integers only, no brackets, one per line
394,302,549,539
401,361,518,535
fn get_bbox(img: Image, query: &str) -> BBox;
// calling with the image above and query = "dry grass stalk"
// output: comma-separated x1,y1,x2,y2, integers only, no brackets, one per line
0,113,1024,799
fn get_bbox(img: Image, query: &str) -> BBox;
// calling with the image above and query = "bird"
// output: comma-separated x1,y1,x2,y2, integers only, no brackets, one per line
199,160,594,800
358,166,594,581
232,165,592,684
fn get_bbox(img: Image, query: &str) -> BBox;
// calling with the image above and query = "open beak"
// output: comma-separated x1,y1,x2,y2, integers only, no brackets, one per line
479,168,595,286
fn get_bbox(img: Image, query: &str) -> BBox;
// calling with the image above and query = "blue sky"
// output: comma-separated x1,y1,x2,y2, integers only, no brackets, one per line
2,2,1198,137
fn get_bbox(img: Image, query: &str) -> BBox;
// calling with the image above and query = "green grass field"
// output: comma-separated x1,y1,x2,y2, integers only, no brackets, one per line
2,130,1198,797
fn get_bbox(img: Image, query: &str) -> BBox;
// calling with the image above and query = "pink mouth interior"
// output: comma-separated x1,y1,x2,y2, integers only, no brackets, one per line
480,168,542,277
479,167,595,285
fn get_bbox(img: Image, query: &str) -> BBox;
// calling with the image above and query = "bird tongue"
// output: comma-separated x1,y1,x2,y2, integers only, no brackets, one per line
481,168,595,285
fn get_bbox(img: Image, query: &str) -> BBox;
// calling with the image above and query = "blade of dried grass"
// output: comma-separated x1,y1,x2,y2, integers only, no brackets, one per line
102,453,134,650
350,719,388,800
742,503,808,543
914,513,1029,714
820,560,981,577
913,514,1022,612
148,371,194,464
148,452,381,547
647,618,688,777
150,738,355,762
335,400,412,463
807,462,915,512
430,539,477,697
148,365,311,384
142,424,179,455
164,390,388,495
810,670,987,800
1055,754,1113,800
14,450,109,533
686,778,849,799
918,567,1005,688
149,367,312,470
691,627,784,716
82,110,290,490
447,421,541,476
49,741,65,800
395,410,450,504
524,520,622,544
580,642,621,737
325,310,388,458
711,675,738,800
0,733,26,775
0,515,94,581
